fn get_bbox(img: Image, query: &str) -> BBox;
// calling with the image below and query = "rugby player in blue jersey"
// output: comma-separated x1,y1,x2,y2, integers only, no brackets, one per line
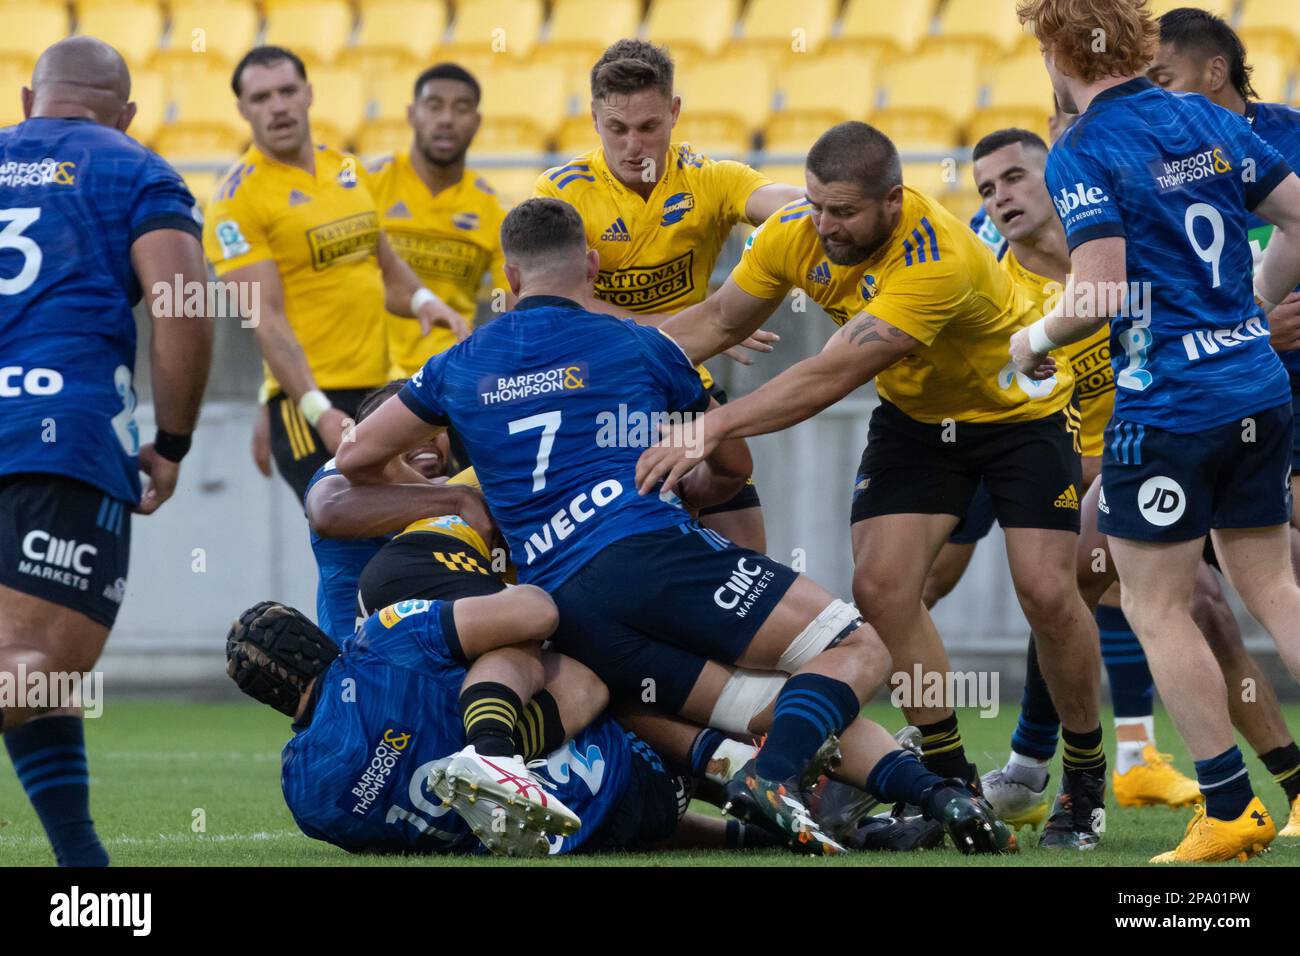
337,198,1012,855
1013,0,1300,862
0,37,213,866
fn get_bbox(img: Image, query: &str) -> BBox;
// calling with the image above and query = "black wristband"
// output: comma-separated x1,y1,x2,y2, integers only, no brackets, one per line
153,429,192,463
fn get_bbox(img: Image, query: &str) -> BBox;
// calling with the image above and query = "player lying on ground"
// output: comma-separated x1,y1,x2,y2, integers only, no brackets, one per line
635,121,1107,850
1012,0,1300,863
337,197,1013,855
0,36,213,866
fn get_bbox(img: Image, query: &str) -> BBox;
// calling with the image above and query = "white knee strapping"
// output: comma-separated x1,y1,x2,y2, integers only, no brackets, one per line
777,599,863,673
708,668,786,735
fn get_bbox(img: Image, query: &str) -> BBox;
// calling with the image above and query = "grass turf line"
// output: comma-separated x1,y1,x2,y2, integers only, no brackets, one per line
0,699,1297,866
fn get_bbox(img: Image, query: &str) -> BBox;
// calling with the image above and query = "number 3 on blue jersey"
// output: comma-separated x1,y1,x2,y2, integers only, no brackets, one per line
509,410,560,492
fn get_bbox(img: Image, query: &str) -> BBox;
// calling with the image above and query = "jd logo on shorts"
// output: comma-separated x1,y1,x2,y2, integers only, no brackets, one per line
1138,476,1186,526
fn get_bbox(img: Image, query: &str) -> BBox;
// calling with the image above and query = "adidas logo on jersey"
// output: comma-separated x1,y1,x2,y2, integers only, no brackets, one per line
806,261,831,286
601,218,631,242
386,201,412,218
1054,485,1080,510
288,189,311,206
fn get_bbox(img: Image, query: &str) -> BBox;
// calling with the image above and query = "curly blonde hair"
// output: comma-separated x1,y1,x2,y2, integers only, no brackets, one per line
1017,0,1159,84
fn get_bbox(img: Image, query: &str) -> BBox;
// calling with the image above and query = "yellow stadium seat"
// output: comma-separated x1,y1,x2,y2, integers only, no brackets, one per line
476,166,538,208
924,0,1034,63
166,0,259,67
180,167,220,207
673,54,773,155
938,187,982,222
832,0,937,64
532,0,641,75
154,64,247,161
734,0,835,65
766,55,875,153
645,0,738,62
1245,50,1290,104
901,159,961,199
443,0,543,61
965,52,1054,144
1238,0,1300,61
76,0,163,68
474,62,566,153
357,70,412,154
264,0,354,66
0,1,69,71
870,52,981,150
127,67,166,147
756,162,807,190
309,65,367,149
0,60,30,127
1146,0,1234,21
343,0,446,74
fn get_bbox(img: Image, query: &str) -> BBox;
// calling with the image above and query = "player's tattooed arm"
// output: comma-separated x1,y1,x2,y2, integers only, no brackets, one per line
843,314,915,348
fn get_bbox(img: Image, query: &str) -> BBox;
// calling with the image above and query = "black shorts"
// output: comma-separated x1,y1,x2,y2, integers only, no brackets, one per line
1290,382,1300,475
697,384,762,516
949,481,997,545
584,733,690,852
269,387,375,502
358,532,504,615
0,473,132,628
850,400,1082,533
549,521,799,713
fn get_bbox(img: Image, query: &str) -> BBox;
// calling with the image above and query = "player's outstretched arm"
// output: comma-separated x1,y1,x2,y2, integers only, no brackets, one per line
673,398,753,512
637,314,917,495
132,228,214,514
1254,174,1300,315
744,182,805,224
305,472,493,542
660,276,782,365
336,391,441,486
376,232,467,341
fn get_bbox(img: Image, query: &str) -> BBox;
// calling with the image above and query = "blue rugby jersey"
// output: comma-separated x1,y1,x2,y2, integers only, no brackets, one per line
0,117,200,502
1244,100,1300,378
1046,78,1292,431
399,295,708,590
280,598,633,855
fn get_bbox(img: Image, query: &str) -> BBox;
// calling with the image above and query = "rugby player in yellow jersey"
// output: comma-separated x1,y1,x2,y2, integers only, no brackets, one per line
637,121,1109,849
367,64,509,379
202,46,467,501
533,39,802,552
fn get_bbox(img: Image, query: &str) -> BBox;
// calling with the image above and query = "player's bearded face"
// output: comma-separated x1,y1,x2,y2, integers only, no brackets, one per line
237,62,312,157
807,176,897,266
593,90,679,189
412,80,480,167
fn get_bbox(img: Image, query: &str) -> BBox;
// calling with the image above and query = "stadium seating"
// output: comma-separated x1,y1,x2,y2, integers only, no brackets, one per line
356,70,413,155
756,162,806,190
344,0,447,74
440,0,543,71
965,52,1055,144
531,0,640,75
924,0,1034,63
0,0,69,71
309,65,368,149
870,51,981,150
765,55,875,154
830,0,936,64
1245,49,1292,104
478,165,545,207
1146,0,1235,20
733,0,836,66
644,0,739,65
264,0,354,66
673,53,773,155
165,0,260,67
470,62,566,154
1237,0,1300,62
153,62,247,161
181,166,221,207
75,0,164,68
127,67,166,147
0,59,29,127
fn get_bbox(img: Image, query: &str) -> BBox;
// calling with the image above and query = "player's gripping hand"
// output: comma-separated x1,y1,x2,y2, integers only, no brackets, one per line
136,444,180,515
316,407,351,454
418,300,469,342
1268,292,1300,352
1009,328,1058,380
635,420,718,496
722,330,781,366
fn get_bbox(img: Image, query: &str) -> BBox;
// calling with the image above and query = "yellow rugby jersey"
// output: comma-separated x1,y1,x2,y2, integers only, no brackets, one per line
395,467,517,582
1001,250,1114,457
731,187,1074,424
203,144,389,397
367,153,508,377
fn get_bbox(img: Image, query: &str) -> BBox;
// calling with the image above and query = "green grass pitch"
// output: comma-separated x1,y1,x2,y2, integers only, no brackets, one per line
2,698,1298,866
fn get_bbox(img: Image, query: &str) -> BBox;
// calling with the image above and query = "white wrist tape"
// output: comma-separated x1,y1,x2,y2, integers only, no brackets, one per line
1255,278,1279,315
410,287,440,314
298,389,332,428
1026,317,1059,355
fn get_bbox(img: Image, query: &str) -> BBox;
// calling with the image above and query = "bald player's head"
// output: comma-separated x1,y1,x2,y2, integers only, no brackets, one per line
24,36,135,130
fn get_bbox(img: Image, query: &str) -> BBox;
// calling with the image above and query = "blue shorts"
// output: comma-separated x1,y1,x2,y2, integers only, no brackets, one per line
1291,380,1300,474
548,521,799,713
1099,402,1293,542
949,482,997,545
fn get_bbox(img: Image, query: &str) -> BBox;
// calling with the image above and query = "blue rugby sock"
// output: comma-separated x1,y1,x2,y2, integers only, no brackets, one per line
689,728,726,778
1098,604,1154,718
755,673,860,781
1195,746,1254,821
5,715,108,867
866,748,947,809
1010,635,1060,762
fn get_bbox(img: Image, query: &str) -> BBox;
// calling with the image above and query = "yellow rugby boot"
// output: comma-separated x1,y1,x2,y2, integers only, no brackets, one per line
1278,795,1300,837
1150,798,1275,863
1114,746,1203,808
